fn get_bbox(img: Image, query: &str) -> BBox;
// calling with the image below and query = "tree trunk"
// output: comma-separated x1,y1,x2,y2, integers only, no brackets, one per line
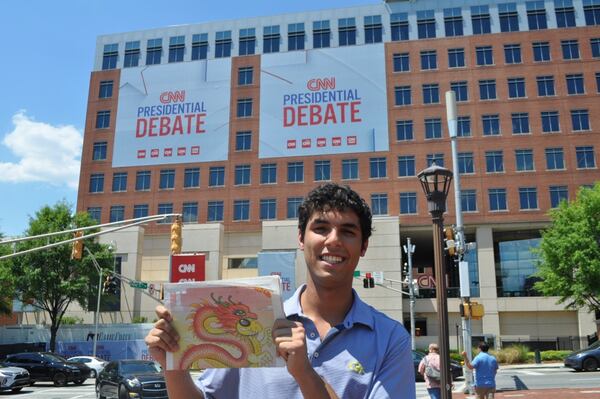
49,324,59,352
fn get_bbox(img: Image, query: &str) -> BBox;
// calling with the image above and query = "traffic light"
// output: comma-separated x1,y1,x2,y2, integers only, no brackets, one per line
470,302,484,320
71,231,84,260
170,216,182,254
460,302,471,318
443,227,456,257
362,272,375,288
103,275,120,295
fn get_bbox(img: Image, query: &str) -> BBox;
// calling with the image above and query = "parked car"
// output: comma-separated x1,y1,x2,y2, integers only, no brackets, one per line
0,366,30,392
564,340,600,371
95,360,167,399
412,350,463,382
1,352,90,386
67,356,107,378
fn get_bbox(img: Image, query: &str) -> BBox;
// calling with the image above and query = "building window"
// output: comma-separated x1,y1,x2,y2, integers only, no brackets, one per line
191,33,208,60
102,43,118,70
479,80,497,100
489,188,508,211
482,114,500,136
123,41,140,68
235,131,252,151
527,1,548,30
596,72,600,92
549,185,569,208
236,69,253,90
313,20,331,48
566,74,585,95
396,120,413,141
461,190,477,212
112,172,127,192
237,98,253,118
422,84,440,104
532,41,551,61
99,80,113,98
519,187,538,209
448,48,465,68
209,166,225,187
183,202,198,223
427,153,445,167
424,118,442,139
545,147,565,170
394,86,411,106
457,116,471,137
399,192,417,214
515,149,535,171
89,173,104,193
287,197,303,219
260,199,277,220
87,207,102,223
536,76,555,96
207,201,224,222
314,160,331,181
338,18,357,46
370,157,387,178
109,206,125,223
371,193,388,216
168,36,185,63
555,0,576,27
476,46,493,66
499,3,520,32
471,5,491,34
576,146,596,168
215,30,232,58
393,53,410,72
159,169,175,189
511,113,530,134
486,151,504,173
135,170,151,191
584,0,600,25
458,152,474,174
260,163,277,184
96,111,110,129
92,142,107,161
444,7,463,37
504,44,522,64
508,77,526,98
239,28,256,56
571,109,590,131
364,15,383,43
233,200,250,221
263,25,281,54
342,159,358,180
390,12,409,41
398,156,416,177
451,81,468,102
146,38,163,65
541,111,560,132
591,38,600,57
420,50,437,70
288,23,305,51
184,167,200,188
561,39,580,60
157,203,173,223
287,161,304,182
417,10,436,39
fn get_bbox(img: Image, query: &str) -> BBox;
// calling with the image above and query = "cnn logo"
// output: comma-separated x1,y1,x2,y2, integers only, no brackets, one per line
160,90,186,104
178,263,195,273
306,77,335,91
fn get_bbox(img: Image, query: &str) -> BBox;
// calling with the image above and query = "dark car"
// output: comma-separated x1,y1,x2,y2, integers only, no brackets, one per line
0,366,30,392
564,340,600,371
412,350,463,382
95,360,167,399
1,352,90,386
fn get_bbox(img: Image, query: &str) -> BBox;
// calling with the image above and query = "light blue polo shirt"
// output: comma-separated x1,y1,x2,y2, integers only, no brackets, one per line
195,285,415,398
471,352,498,388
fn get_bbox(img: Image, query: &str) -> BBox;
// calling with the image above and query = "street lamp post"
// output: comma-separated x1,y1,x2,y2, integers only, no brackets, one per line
84,247,103,358
418,163,453,399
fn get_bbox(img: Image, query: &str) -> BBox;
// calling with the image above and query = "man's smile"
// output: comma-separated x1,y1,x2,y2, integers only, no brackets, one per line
320,254,344,264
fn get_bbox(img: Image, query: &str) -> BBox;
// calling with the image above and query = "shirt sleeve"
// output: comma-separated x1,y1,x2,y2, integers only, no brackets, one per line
418,358,425,375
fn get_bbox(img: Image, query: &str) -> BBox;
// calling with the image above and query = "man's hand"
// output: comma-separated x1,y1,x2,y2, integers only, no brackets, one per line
144,305,181,369
272,319,311,379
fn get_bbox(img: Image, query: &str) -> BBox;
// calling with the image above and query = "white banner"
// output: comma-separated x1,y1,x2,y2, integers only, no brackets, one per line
259,44,389,158
113,60,231,167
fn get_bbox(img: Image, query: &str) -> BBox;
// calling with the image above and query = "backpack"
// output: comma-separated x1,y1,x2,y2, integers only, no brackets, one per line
424,356,441,381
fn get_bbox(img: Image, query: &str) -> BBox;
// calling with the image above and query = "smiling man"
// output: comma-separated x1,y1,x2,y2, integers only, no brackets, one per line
145,183,415,398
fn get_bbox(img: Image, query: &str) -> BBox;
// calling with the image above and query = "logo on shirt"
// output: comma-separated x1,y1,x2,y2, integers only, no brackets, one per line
348,360,365,375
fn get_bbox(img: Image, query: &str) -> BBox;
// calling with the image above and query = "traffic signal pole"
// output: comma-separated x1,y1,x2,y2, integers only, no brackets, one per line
403,238,417,351
84,246,103,359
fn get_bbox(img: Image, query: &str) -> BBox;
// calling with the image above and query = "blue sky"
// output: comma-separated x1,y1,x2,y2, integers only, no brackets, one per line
0,0,377,237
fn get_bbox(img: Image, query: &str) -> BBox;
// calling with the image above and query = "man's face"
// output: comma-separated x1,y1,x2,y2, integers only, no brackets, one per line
299,209,368,289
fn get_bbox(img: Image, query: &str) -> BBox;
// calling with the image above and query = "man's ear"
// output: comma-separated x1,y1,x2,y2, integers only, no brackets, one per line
298,229,304,250
360,239,369,256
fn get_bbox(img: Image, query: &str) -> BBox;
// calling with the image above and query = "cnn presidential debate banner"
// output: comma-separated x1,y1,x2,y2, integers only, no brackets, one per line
113,60,231,167
259,44,388,158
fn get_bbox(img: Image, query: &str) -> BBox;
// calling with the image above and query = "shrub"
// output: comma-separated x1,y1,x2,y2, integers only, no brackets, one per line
540,350,570,361
61,316,84,325
492,344,529,364
132,315,148,323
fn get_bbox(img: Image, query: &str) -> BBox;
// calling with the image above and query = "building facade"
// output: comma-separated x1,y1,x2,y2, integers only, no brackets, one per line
71,0,600,349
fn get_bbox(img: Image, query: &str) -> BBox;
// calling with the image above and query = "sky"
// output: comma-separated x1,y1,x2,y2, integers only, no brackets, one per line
0,0,378,237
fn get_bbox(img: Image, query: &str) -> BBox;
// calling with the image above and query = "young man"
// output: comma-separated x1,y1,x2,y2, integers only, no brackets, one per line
145,183,415,398
462,342,499,399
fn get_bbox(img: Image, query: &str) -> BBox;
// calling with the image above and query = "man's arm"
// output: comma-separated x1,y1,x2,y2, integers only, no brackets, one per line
461,351,474,370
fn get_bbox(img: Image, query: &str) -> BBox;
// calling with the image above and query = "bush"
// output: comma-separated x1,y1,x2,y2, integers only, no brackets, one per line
132,316,148,323
492,344,529,364
61,316,84,325
540,350,570,361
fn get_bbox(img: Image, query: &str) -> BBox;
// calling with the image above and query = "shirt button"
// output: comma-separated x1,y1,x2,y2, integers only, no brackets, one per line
310,332,316,338
314,352,319,358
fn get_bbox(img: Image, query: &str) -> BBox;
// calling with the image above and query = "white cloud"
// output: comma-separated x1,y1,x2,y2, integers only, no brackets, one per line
0,111,82,188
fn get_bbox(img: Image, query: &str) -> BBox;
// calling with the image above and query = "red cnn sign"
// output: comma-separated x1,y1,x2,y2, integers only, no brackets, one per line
170,253,206,283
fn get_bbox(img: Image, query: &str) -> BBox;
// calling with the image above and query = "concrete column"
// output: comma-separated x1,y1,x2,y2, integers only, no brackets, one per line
475,226,500,344
183,223,224,281
577,308,598,348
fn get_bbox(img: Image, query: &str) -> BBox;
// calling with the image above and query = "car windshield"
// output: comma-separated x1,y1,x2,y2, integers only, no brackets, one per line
587,340,600,350
45,354,67,362
121,362,161,374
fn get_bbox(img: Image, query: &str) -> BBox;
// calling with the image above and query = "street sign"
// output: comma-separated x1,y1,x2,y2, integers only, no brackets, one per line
129,281,148,289
373,271,384,285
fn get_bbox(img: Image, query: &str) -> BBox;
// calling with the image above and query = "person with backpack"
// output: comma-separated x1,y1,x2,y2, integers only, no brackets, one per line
418,343,442,399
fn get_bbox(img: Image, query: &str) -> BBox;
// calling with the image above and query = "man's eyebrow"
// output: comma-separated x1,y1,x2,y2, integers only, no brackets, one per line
311,218,360,230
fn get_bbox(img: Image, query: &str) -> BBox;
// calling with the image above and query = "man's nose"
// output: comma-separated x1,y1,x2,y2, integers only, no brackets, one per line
325,228,342,245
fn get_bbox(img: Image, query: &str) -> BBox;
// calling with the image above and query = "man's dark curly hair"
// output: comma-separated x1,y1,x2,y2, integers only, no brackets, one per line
298,183,372,241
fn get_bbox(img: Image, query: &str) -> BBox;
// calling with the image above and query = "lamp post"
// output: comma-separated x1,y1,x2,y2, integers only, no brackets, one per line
417,162,453,399
84,247,103,358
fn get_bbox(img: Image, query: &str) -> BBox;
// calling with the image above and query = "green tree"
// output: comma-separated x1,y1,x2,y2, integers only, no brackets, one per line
0,234,14,315
535,184,600,314
0,201,114,351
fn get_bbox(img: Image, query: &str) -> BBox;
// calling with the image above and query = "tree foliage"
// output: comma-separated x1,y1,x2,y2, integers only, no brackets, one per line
0,201,114,351
0,235,14,316
535,184,600,314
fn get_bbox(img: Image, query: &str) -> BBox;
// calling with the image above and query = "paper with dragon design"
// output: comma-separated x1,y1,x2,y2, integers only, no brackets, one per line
164,275,285,370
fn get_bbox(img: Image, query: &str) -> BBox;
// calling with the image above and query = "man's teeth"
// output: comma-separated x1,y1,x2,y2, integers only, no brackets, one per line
322,255,343,263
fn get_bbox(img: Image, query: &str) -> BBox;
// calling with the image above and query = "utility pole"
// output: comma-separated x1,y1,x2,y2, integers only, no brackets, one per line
403,238,416,351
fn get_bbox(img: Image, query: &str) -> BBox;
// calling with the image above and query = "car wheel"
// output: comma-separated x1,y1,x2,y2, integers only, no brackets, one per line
583,357,599,371
118,384,129,399
11,387,23,392
74,378,86,385
53,372,67,386
29,381,35,386
96,383,107,399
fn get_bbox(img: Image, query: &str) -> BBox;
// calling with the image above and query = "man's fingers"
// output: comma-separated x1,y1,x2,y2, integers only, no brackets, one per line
155,305,173,322
146,326,180,352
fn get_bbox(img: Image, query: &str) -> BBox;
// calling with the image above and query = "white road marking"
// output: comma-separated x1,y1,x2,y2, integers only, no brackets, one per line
504,394,526,397
581,390,600,394
516,370,544,375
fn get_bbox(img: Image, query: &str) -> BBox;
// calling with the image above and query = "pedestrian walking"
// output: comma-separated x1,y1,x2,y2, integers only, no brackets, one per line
462,342,499,399
418,343,442,399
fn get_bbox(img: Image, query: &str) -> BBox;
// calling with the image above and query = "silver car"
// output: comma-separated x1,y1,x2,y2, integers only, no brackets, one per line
0,366,30,393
